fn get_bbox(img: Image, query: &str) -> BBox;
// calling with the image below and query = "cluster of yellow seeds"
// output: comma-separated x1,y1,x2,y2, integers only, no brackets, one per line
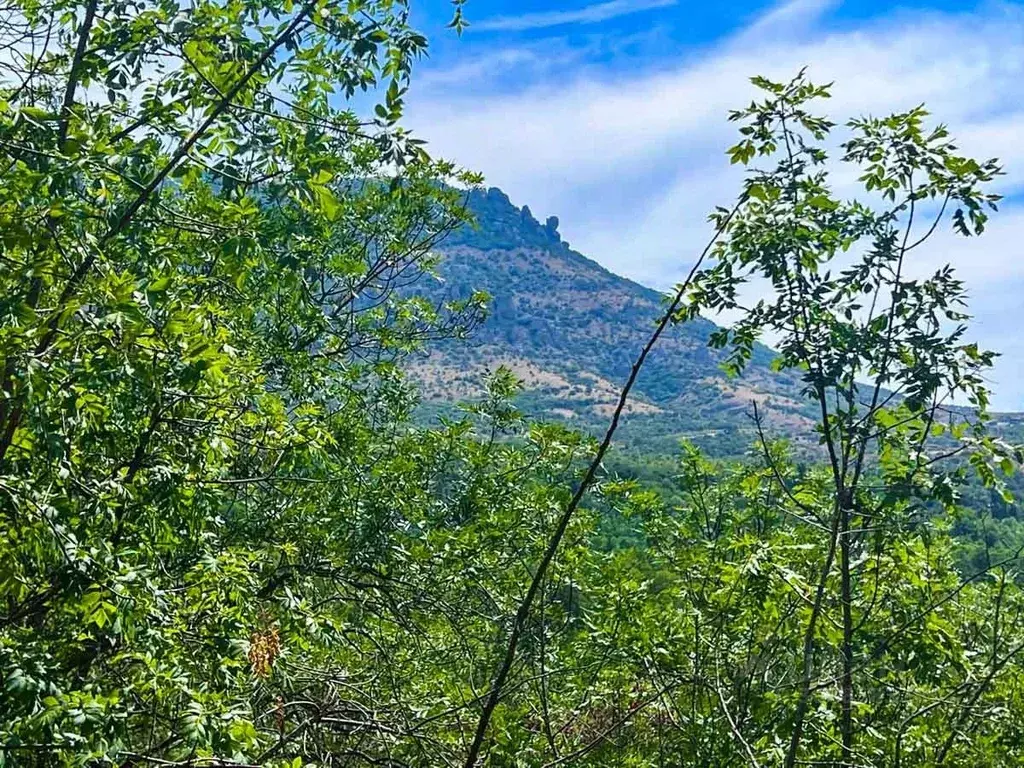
248,625,281,678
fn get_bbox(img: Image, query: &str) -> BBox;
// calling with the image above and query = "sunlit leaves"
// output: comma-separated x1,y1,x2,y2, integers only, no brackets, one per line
669,70,1024,768
0,0,485,763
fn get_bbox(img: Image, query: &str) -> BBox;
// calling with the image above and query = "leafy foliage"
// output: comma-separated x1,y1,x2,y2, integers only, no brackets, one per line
675,70,1023,767
2,5,1024,765
0,0,493,762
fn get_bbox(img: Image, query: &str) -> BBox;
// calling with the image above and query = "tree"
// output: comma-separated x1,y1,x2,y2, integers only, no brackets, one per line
450,71,1024,768
0,0,494,763
674,70,1023,768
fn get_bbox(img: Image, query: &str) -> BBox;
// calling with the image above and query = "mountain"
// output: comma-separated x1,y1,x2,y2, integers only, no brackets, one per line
408,187,1024,551
411,187,817,458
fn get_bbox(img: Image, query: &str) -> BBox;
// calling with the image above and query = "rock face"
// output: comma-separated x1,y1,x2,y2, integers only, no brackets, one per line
412,187,814,457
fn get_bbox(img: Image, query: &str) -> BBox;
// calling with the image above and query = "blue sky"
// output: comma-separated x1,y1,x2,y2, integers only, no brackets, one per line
403,0,1024,410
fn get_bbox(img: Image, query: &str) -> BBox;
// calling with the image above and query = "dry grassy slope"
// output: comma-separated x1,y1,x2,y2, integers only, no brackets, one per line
410,187,816,455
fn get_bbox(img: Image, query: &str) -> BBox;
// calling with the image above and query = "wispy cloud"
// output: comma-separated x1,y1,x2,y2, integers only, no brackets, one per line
737,0,836,41
473,0,677,33
410,0,1024,407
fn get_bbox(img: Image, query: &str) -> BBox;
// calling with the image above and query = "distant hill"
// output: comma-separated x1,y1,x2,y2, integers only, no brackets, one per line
411,187,817,458
409,186,1024,539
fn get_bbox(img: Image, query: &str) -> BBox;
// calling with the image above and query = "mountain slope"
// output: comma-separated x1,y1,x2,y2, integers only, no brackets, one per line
412,187,816,457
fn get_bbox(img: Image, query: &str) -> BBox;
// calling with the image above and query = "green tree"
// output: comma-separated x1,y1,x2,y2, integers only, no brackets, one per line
675,71,1023,767
0,0,497,764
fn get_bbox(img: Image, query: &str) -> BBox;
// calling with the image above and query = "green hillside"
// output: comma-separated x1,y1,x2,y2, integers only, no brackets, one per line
413,186,1024,516
413,187,816,457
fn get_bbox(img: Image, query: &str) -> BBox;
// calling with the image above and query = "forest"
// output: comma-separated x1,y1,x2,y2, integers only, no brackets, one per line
2,1,1024,766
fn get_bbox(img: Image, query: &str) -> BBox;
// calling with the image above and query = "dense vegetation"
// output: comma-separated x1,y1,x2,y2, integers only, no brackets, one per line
1,3,1023,768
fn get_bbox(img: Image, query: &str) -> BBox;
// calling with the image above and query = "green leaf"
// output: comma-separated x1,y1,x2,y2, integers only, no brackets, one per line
806,195,838,211
147,276,171,293
310,184,340,220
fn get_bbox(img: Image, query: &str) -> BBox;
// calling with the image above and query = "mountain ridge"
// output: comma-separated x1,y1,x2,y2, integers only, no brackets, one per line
411,187,1024,460
411,187,818,457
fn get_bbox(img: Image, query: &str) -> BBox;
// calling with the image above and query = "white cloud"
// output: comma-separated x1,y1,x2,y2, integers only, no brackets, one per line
472,0,677,32
736,0,836,42
409,0,1024,408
